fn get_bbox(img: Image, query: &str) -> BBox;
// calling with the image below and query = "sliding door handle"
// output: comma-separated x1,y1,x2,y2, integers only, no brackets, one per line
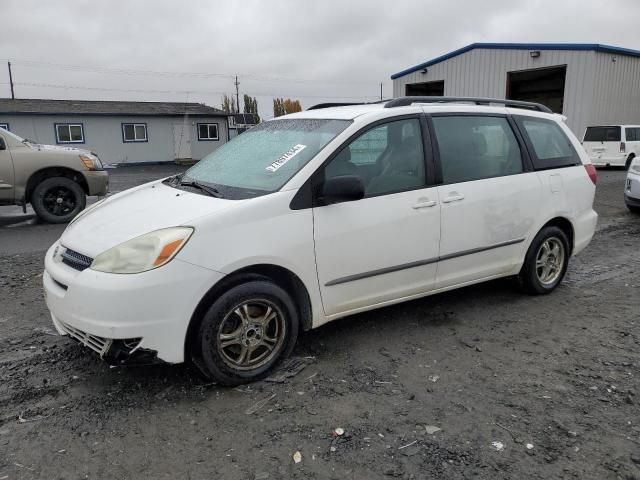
442,193,465,203
412,200,437,209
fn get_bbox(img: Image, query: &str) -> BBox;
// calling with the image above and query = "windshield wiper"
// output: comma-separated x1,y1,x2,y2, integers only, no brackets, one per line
179,179,223,198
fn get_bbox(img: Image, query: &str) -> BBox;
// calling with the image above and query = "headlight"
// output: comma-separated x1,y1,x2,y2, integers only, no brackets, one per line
90,227,194,274
79,153,103,171
630,158,640,174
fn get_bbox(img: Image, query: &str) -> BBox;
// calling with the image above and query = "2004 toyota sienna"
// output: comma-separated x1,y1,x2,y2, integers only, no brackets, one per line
43,97,598,385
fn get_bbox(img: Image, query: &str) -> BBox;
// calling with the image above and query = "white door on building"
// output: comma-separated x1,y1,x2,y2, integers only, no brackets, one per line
173,124,192,160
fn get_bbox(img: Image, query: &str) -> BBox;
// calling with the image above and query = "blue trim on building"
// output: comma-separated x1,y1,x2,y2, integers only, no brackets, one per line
391,43,640,79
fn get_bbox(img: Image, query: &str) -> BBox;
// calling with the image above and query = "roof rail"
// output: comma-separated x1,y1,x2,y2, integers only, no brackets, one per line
307,100,389,111
307,102,361,110
384,96,552,113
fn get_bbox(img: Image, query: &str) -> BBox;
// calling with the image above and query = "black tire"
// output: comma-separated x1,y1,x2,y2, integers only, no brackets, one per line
518,226,570,295
193,280,299,386
627,204,640,214
31,176,86,224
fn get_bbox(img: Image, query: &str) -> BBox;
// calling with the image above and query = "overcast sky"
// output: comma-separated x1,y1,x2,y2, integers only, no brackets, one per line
0,0,638,118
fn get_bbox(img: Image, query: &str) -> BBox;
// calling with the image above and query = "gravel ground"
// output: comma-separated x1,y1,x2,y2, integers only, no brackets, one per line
0,167,639,480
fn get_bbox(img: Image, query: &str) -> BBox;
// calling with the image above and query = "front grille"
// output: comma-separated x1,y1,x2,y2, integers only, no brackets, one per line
59,321,112,357
61,247,93,272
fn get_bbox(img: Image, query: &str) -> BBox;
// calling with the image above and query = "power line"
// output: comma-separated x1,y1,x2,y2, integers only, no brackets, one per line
2,58,381,85
13,81,378,100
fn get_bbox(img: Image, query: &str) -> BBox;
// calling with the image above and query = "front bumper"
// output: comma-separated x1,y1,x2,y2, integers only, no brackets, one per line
625,171,640,206
625,193,640,208
83,170,109,196
43,242,225,363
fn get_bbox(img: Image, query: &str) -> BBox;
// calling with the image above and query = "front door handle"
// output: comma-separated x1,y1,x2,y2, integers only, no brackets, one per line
442,193,465,203
412,199,437,209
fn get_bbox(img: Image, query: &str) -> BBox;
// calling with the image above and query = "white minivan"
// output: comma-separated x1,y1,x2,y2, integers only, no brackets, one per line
582,125,640,169
43,97,598,385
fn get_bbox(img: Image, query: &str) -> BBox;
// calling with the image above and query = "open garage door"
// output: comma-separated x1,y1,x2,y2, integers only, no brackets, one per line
507,65,566,113
406,80,444,96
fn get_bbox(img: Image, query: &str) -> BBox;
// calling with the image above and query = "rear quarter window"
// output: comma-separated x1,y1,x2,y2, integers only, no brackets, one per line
625,127,640,142
584,126,621,142
516,116,580,170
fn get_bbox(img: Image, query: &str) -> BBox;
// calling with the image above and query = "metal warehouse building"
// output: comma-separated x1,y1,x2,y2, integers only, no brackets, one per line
0,98,230,165
391,43,640,137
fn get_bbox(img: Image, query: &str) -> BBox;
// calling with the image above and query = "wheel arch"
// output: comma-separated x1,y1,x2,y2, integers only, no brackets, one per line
540,216,575,254
25,167,89,203
626,153,636,170
184,263,313,361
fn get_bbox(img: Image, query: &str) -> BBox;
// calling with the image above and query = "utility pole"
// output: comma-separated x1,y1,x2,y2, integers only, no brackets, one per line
234,75,240,114
380,82,383,101
8,62,15,99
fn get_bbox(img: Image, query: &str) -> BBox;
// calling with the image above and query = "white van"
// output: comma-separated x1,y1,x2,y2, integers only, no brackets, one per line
582,125,640,169
43,97,598,385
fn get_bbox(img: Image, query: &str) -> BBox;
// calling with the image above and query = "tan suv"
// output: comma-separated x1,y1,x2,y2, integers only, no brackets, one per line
0,128,108,223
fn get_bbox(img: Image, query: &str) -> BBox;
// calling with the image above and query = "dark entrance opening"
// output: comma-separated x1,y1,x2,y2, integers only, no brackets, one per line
506,65,566,113
406,80,444,96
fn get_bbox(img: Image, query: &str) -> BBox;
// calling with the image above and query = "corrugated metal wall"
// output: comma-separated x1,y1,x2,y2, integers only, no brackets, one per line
392,48,620,136
588,51,640,132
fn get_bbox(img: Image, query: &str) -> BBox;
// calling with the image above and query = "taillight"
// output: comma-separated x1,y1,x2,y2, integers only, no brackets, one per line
585,164,597,185
620,142,626,153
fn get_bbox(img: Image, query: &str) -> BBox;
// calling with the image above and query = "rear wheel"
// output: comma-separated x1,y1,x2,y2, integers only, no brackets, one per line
519,226,570,295
31,177,86,224
627,204,640,214
192,280,299,385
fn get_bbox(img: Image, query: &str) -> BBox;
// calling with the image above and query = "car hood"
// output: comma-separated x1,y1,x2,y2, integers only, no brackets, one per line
60,180,239,257
29,142,92,155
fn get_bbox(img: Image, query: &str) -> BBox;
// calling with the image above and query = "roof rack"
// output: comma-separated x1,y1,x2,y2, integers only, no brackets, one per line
307,102,361,110
384,96,552,113
307,100,389,111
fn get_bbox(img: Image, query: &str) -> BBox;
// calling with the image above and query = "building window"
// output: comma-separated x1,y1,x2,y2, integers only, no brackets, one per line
0,123,9,131
55,123,84,144
197,123,219,141
122,123,148,142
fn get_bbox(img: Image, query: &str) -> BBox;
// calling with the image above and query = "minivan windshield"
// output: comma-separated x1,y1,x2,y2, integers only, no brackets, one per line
180,118,351,199
583,126,621,142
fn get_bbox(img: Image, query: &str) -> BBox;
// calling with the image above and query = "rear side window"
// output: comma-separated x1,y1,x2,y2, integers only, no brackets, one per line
432,115,523,184
584,126,621,142
518,117,580,170
625,127,640,142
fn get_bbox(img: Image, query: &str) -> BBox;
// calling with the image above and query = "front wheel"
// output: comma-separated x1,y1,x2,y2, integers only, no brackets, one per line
31,176,86,224
518,226,570,295
193,280,299,385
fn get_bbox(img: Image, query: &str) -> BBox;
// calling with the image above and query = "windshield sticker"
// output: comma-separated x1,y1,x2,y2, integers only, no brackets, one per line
266,144,307,172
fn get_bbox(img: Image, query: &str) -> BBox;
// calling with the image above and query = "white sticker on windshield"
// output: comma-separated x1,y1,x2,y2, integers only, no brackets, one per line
266,144,307,172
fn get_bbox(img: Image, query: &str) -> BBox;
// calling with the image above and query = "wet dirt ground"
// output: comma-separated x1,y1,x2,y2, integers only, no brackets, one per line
1,167,639,480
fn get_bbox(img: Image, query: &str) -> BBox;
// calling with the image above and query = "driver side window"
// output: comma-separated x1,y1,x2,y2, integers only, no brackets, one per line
324,118,426,197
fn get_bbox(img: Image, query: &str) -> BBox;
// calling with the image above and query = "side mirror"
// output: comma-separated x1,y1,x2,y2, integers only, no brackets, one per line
0,137,5,151
320,175,365,205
